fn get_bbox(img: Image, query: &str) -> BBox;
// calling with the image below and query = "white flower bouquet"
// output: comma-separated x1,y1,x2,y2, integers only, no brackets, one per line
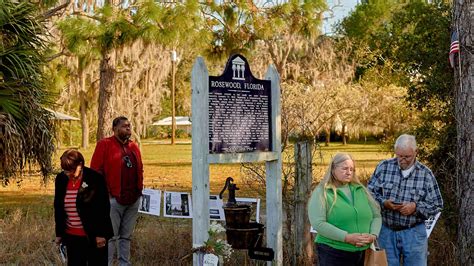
201,221,233,260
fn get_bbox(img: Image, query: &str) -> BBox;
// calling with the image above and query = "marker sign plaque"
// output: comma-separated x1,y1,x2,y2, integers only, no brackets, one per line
209,54,272,153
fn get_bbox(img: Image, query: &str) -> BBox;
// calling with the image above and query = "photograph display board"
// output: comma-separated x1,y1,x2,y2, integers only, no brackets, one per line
138,188,162,216
209,54,272,153
425,212,441,238
235,197,261,223
163,191,193,218
209,195,225,220
209,196,261,222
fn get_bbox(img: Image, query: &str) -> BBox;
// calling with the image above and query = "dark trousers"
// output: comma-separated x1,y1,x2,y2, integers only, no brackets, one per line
63,234,107,266
317,243,365,266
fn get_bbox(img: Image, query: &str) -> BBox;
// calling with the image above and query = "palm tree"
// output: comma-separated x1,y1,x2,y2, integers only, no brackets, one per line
0,0,55,183
58,0,205,141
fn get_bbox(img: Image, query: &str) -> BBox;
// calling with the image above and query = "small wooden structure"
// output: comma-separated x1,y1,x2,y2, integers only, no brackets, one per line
45,108,80,147
152,116,192,135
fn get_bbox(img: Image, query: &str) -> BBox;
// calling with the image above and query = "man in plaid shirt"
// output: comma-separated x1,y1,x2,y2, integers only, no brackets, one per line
368,134,443,266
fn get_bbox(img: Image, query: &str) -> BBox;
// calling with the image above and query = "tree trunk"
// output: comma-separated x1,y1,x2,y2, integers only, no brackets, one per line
293,141,314,265
143,68,151,138
342,123,347,145
324,127,330,146
80,90,88,148
78,67,89,149
96,49,116,141
453,1,473,265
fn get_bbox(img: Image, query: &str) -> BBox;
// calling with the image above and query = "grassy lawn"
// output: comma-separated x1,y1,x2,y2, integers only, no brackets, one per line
0,141,389,205
0,141,453,264
0,141,390,212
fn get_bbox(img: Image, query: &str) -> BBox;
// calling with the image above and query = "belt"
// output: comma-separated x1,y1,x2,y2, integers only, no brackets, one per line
386,222,423,231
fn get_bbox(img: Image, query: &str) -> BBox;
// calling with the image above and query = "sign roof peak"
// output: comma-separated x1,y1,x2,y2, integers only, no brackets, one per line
232,56,245,64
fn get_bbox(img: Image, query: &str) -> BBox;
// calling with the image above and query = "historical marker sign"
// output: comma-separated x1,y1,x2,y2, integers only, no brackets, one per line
192,55,283,265
209,54,272,153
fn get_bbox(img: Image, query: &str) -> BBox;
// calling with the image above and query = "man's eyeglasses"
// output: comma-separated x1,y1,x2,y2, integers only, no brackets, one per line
123,156,133,168
396,154,415,160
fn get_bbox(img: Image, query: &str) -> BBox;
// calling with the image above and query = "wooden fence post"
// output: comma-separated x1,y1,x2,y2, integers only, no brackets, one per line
293,141,314,265
191,57,210,265
265,65,283,265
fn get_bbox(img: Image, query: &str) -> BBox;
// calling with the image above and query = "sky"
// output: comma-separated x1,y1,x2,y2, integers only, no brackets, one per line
322,0,361,35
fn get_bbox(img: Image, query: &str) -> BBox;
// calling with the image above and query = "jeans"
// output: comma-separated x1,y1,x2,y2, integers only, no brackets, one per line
108,197,140,266
316,243,365,266
378,223,428,266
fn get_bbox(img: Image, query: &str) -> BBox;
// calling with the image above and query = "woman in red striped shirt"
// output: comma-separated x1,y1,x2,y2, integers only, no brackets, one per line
54,149,113,265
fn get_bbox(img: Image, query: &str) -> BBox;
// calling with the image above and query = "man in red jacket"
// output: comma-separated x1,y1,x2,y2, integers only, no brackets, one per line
91,116,143,266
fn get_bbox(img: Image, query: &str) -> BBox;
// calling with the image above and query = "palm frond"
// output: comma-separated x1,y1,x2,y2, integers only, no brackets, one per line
0,0,55,183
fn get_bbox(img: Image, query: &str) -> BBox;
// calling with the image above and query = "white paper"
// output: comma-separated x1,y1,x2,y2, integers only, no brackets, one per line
163,191,193,218
209,196,261,222
235,197,260,222
209,195,225,221
203,253,219,266
138,188,162,216
425,212,441,238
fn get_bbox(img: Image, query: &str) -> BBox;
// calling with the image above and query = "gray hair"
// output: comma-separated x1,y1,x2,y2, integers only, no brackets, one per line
321,153,356,187
394,134,417,151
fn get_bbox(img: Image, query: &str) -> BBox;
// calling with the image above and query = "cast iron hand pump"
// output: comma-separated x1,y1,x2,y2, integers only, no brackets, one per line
219,177,239,205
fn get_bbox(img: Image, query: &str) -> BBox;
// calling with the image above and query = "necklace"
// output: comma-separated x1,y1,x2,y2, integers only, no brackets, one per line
71,174,82,188
71,178,80,188
67,168,83,188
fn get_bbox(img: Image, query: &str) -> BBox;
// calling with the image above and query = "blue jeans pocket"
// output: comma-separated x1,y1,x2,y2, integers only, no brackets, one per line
414,224,427,242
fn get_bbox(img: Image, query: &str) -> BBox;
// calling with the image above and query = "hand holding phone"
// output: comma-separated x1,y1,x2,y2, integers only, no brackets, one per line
384,200,403,211
399,202,417,216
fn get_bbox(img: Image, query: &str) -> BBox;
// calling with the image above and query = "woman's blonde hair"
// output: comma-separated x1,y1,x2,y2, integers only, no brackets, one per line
318,152,378,214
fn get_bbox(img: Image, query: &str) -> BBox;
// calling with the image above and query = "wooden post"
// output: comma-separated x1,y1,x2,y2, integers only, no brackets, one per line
191,57,210,264
171,50,177,145
191,56,282,265
293,141,313,265
265,65,283,265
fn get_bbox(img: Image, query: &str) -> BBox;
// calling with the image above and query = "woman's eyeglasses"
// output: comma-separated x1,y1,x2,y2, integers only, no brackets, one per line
123,156,133,168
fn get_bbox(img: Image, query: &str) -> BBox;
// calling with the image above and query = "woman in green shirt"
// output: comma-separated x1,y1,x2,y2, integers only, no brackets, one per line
308,153,381,266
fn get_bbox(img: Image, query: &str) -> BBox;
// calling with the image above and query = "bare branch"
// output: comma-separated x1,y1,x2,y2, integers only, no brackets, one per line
45,50,71,62
71,11,101,21
39,0,71,20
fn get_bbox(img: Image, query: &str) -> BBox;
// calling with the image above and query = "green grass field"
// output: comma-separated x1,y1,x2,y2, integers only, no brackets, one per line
0,142,389,211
